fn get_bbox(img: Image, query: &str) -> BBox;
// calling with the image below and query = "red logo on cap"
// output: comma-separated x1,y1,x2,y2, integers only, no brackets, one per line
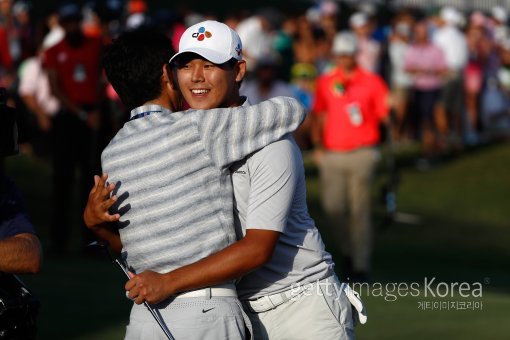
192,27,212,41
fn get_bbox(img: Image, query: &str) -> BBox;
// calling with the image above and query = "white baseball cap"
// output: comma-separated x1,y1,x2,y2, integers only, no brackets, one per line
169,20,242,65
332,32,357,56
440,7,461,26
349,12,368,29
492,6,508,24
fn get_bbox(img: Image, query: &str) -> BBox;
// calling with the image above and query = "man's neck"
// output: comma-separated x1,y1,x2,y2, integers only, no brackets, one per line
341,67,356,79
144,97,173,111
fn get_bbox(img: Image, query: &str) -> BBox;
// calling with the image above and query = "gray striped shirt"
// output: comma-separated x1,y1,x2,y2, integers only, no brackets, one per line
101,97,305,274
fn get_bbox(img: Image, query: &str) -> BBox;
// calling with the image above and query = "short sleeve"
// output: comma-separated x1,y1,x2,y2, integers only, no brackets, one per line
245,136,298,232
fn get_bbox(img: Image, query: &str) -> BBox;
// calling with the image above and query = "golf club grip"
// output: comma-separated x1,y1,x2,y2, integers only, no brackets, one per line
116,260,174,339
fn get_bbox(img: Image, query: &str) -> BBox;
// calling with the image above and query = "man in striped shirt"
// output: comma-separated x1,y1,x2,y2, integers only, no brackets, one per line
84,27,305,339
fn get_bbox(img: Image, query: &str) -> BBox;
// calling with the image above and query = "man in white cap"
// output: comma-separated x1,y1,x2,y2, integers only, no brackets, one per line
89,20,365,339
311,31,389,284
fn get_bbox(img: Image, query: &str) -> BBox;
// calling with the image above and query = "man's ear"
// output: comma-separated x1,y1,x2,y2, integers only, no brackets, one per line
235,60,247,83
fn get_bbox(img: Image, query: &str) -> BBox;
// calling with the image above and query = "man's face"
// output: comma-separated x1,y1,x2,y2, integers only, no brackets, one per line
175,54,245,109
335,55,356,71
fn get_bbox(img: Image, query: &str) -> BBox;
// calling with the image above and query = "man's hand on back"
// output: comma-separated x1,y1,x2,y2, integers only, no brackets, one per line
83,173,120,228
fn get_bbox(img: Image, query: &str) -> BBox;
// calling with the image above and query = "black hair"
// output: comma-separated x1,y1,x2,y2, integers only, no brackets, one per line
102,28,175,111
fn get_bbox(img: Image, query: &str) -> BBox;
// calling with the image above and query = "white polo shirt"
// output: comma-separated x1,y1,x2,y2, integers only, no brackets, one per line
232,134,334,300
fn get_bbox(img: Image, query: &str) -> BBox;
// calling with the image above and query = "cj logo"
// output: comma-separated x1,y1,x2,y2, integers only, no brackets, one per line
235,43,241,57
192,27,212,41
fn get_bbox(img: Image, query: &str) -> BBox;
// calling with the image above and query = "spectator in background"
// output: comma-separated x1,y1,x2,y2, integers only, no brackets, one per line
481,38,510,139
404,21,447,168
11,1,35,65
42,10,64,50
317,0,338,44
290,62,317,150
236,8,280,74
240,53,295,104
311,32,389,282
17,28,61,159
350,12,381,73
303,2,339,73
273,14,296,81
489,6,509,47
42,2,104,255
432,7,468,148
293,14,317,65
464,11,492,145
290,62,317,111
388,13,413,142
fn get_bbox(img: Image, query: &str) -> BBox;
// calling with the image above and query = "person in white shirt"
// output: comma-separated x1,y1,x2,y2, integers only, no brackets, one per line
432,7,468,146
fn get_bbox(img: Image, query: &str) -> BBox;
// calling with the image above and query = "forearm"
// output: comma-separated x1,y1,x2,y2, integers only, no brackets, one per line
0,234,42,274
162,231,278,296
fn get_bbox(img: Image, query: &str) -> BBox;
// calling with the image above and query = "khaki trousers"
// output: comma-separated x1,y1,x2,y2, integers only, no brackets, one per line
319,148,378,272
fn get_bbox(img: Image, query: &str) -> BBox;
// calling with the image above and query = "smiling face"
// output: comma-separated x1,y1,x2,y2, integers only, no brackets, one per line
174,53,246,109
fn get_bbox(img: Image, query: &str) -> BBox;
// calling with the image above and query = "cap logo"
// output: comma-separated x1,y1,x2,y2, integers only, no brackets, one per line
235,43,241,57
192,27,212,41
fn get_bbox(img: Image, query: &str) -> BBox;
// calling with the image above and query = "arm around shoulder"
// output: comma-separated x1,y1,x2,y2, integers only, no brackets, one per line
195,96,307,168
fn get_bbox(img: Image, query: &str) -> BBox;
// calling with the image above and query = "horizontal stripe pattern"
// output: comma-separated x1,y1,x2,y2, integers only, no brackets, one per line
101,97,306,274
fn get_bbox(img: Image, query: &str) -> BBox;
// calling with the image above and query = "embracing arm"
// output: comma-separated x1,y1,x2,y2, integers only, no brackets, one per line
126,229,280,305
196,96,306,168
0,233,42,274
83,174,122,253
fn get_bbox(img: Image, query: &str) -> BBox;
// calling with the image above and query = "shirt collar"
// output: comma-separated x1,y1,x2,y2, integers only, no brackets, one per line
129,104,173,120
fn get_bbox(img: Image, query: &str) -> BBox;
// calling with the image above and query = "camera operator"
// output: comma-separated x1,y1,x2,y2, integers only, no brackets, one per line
0,87,41,339
0,88,42,274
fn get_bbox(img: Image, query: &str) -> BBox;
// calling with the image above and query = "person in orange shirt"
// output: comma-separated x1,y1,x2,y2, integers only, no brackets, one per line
312,31,389,282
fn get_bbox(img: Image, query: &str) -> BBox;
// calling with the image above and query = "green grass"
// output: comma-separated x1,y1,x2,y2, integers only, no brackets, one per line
4,142,510,339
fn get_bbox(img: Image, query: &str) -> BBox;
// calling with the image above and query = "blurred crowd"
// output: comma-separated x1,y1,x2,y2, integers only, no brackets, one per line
1,1,510,157
1,0,510,255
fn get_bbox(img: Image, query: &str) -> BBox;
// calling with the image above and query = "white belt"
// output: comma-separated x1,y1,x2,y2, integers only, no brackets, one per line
174,283,237,299
244,285,308,313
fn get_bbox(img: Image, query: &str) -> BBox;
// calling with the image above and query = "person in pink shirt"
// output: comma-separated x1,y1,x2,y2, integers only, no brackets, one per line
404,21,447,167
